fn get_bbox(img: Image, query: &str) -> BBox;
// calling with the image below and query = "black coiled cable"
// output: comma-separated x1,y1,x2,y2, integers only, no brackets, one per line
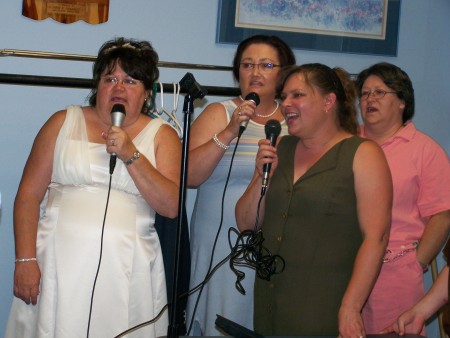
228,227,285,295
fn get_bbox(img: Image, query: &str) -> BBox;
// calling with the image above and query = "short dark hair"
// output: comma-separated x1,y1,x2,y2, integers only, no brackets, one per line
356,62,415,122
277,63,359,134
88,37,159,112
232,35,296,82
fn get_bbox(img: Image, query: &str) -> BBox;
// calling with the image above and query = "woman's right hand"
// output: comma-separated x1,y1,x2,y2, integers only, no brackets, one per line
225,100,257,138
14,261,41,305
255,138,278,178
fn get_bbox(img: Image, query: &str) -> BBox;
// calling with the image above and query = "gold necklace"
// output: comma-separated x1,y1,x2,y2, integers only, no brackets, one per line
239,96,279,118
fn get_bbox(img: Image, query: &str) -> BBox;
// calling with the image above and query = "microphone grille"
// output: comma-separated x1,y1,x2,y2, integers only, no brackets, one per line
111,104,126,114
245,92,260,106
265,119,281,137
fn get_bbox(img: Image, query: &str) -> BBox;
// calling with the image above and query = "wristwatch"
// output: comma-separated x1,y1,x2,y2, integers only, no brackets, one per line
124,150,140,166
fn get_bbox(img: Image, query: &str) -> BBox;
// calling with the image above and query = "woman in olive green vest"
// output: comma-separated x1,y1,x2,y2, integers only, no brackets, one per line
236,63,392,337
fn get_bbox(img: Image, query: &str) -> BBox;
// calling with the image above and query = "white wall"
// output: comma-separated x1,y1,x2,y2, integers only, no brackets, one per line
1,1,449,336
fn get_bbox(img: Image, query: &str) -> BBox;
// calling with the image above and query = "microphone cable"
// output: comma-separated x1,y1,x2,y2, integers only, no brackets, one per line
113,248,234,337
186,131,243,335
113,303,168,337
114,250,236,337
86,174,113,338
228,194,285,295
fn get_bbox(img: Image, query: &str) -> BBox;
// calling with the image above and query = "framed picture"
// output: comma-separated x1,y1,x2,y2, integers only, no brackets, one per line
217,0,401,56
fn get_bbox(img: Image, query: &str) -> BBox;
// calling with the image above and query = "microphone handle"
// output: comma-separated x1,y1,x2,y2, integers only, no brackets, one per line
109,107,125,174
261,132,278,195
261,163,271,195
238,99,257,137
109,155,117,175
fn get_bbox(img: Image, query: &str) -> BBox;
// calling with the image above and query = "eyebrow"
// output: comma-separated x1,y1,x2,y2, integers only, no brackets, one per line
240,57,277,62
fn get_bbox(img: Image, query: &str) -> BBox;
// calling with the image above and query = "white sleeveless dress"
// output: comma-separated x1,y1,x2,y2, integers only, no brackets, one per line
5,105,168,338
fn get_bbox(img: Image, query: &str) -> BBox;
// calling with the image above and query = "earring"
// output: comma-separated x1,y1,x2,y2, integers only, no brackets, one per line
142,96,153,115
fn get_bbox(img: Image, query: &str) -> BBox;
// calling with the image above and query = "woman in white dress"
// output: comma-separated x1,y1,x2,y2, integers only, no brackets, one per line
5,37,181,338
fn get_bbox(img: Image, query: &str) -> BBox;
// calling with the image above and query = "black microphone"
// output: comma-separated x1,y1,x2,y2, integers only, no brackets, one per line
261,119,281,196
109,104,126,175
238,92,260,137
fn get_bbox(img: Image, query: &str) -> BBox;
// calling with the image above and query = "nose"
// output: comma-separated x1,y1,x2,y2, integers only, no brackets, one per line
114,80,126,89
366,92,376,102
280,97,290,108
251,64,262,75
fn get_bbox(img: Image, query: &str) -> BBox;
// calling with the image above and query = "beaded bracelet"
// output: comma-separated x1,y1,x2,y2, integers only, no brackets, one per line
15,257,37,263
212,133,229,150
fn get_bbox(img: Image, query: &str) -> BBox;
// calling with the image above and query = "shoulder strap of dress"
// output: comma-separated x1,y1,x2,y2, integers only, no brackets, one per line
219,100,237,124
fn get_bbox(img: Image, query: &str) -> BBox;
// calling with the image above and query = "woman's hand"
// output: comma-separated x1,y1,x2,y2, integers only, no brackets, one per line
103,126,137,162
224,99,257,138
380,310,426,335
338,305,366,338
255,138,278,178
14,261,41,305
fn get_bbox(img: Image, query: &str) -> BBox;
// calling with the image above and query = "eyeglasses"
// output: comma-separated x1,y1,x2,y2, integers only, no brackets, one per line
101,75,142,87
360,89,398,100
240,62,281,72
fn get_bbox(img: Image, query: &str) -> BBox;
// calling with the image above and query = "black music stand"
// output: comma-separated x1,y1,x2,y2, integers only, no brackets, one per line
215,315,265,338
214,315,427,338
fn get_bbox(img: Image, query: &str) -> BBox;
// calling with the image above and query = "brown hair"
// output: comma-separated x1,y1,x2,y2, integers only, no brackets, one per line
232,35,296,82
88,37,159,113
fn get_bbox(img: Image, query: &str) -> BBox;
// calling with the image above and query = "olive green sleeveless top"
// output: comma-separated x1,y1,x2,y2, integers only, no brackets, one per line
254,135,366,335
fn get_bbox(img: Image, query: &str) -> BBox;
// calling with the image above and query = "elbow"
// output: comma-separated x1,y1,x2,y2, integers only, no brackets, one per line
158,202,179,219
235,203,250,232
165,210,179,219
187,172,207,188
187,177,200,189
165,197,180,219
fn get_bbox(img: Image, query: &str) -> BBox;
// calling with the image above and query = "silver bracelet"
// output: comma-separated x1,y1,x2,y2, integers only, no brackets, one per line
15,257,37,263
212,133,229,150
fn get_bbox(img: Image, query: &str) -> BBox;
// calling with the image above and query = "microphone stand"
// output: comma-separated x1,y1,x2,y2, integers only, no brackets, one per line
167,73,206,338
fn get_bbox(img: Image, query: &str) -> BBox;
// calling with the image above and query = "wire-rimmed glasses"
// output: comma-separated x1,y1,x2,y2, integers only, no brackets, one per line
360,89,398,100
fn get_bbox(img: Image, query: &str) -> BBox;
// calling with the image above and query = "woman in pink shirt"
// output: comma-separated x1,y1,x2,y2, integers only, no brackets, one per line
356,62,450,334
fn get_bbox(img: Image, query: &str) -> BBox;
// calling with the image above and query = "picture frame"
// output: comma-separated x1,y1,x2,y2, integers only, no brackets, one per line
216,0,401,56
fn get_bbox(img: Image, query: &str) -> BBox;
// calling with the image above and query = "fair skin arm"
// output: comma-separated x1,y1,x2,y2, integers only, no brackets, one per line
236,138,278,231
106,123,181,218
187,100,256,188
338,141,392,338
416,210,450,268
13,110,66,305
381,265,449,335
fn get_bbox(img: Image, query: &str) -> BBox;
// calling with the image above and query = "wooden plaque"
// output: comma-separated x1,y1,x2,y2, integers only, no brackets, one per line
22,0,109,24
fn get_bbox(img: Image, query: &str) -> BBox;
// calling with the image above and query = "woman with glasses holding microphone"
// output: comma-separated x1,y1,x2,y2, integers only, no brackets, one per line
186,35,295,335
356,62,450,335
5,37,181,338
